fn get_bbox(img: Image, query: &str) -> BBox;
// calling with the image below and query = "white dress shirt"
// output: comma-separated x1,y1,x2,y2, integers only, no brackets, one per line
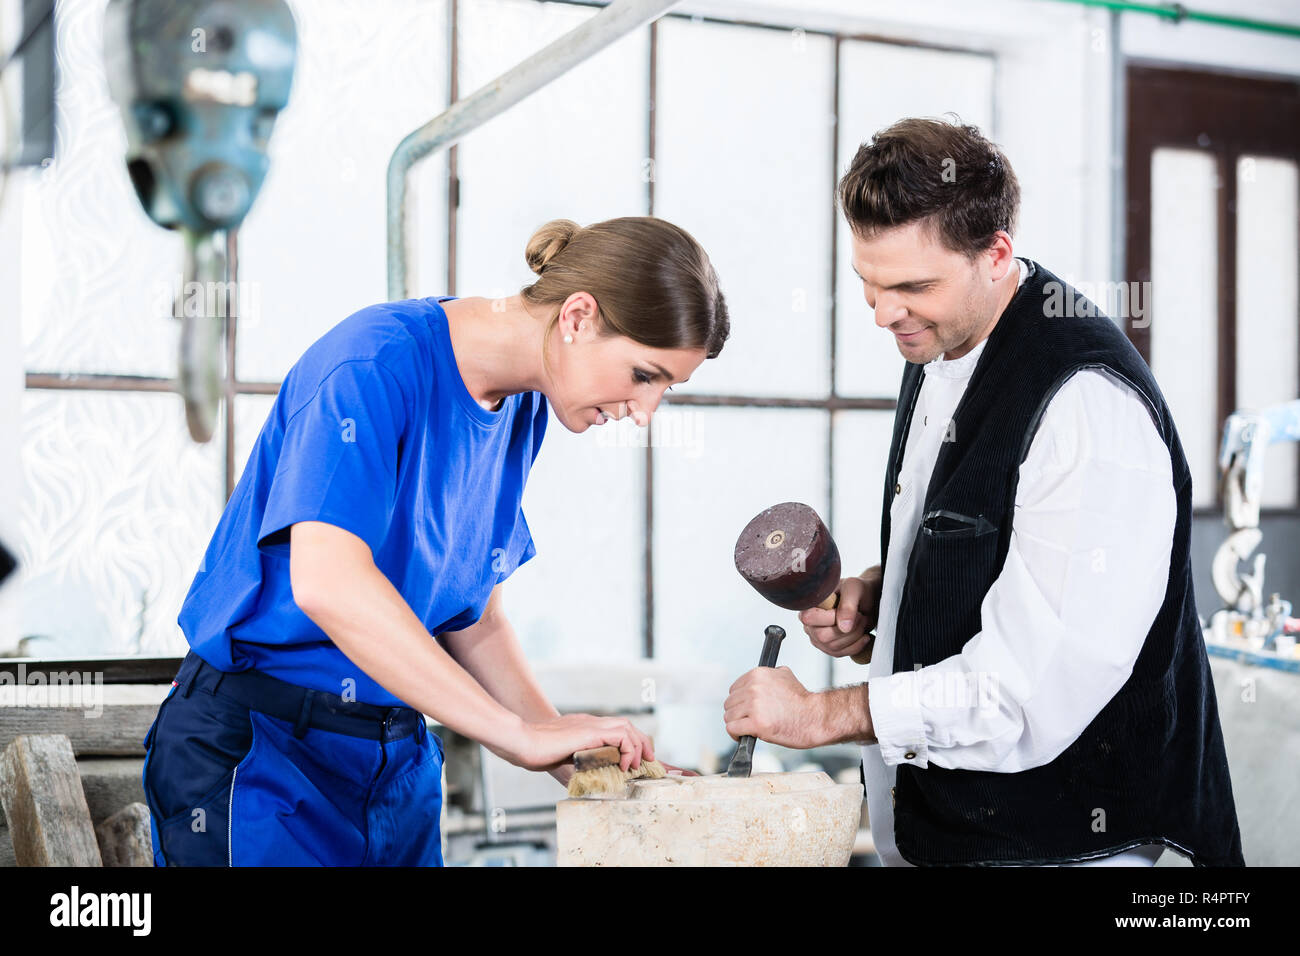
861,259,1170,867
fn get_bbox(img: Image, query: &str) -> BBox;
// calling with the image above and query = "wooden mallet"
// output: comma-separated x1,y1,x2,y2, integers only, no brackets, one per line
733,501,873,665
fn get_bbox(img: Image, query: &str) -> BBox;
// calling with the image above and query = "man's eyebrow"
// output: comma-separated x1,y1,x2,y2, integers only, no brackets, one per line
851,265,937,290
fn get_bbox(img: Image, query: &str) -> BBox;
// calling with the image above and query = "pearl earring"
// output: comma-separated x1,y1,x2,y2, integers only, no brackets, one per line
563,334,573,344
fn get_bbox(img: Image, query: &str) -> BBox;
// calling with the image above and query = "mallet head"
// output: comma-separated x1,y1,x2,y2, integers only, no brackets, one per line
733,501,841,611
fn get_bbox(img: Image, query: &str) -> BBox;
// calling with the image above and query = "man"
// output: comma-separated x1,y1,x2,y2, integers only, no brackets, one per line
723,117,1245,867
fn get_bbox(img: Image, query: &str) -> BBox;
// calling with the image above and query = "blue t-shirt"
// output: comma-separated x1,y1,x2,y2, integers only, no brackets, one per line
177,296,548,707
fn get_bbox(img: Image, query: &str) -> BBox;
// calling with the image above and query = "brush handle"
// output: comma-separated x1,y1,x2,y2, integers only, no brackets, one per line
818,590,874,666
573,745,621,772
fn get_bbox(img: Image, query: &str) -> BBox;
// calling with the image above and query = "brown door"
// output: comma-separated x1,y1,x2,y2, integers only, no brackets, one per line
1126,65,1300,510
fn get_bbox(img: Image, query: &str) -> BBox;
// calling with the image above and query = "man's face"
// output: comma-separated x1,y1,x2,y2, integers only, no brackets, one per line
848,220,1002,365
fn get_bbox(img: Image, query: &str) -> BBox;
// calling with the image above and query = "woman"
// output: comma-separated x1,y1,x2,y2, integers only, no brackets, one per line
142,216,730,866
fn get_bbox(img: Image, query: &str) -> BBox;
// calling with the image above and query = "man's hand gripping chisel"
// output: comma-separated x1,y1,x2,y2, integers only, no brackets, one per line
725,624,786,778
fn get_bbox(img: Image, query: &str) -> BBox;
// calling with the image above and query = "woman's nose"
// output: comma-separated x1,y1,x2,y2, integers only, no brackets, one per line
627,393,663,427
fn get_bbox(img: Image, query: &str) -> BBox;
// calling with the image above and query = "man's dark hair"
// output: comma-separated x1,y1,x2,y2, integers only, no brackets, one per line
836,116,1020,259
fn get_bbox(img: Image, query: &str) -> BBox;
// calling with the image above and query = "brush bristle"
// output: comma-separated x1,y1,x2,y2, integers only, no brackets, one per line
632,759,666,780
567,764,627,798
566,759,668,798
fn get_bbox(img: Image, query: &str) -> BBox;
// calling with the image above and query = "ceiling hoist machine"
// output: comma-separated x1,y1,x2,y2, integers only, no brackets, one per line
104,0,298,442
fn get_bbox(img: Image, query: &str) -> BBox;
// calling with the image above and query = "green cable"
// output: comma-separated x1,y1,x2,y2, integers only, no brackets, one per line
1046,0,1300,38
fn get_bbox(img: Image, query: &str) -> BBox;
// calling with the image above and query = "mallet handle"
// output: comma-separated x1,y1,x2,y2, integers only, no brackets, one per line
818,590,874,666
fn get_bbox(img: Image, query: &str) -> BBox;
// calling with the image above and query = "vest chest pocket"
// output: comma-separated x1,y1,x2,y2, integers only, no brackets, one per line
920,509,998,539
912,509,1001,587
900,509,1003,656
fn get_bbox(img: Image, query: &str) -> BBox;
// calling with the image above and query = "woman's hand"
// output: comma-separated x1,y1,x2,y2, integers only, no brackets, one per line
508,713,656,773
548,763,576,788
659,761,698,777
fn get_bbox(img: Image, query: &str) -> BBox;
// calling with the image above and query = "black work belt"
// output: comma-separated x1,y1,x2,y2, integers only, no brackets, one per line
175,650,423,742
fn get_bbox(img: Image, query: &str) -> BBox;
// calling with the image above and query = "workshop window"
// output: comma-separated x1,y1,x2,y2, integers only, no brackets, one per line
1235,155,1298,508
1149,146,1220,508
833,40,996,400
455,0,651,663
14,0,452,657
1126,64,1300,513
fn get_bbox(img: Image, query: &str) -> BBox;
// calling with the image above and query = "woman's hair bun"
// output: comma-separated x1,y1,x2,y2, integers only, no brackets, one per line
524,219,581,275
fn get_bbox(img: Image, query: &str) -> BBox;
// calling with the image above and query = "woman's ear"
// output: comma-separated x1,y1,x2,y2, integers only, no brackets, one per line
562,292,600,338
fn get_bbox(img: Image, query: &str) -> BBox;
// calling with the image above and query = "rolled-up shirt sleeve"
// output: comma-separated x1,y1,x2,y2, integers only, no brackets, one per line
868,368,1176,772
257,359,409,559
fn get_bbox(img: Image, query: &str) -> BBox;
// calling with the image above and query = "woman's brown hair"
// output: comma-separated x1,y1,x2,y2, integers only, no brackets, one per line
521,217,730,365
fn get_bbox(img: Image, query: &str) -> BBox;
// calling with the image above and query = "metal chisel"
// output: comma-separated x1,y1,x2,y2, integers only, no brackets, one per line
726,624,786,778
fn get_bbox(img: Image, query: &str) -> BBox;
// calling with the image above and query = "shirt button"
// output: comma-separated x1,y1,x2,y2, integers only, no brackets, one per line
905,751,917,760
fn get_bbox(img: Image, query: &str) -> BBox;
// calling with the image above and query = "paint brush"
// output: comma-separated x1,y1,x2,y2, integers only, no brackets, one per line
566,745,666,798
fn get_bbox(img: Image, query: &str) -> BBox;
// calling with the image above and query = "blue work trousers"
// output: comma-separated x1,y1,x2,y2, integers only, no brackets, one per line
142,651,444,866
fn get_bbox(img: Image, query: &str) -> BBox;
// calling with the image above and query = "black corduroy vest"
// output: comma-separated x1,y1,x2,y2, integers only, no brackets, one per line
879,259,1245,867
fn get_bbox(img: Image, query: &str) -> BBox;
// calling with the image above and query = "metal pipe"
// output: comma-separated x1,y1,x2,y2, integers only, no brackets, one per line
178,228,229,443
25,374,179,392
386,0,680,300
1109,7,1126,290
479,744,500,845
1039,0,1300,38
664,394,898,410
224,228,240,500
